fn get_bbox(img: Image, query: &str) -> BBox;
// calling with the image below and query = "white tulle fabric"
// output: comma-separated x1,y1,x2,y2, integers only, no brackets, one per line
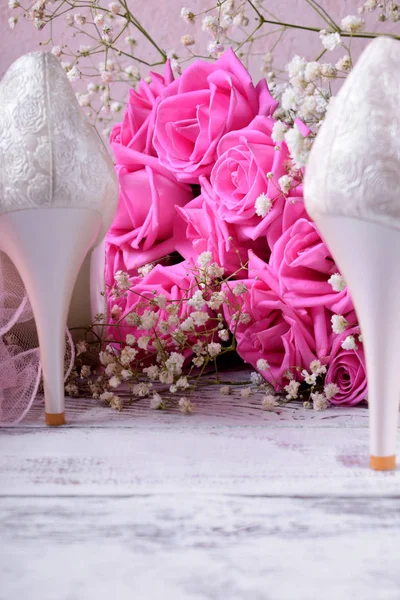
0,52,118,424
305,36,400,230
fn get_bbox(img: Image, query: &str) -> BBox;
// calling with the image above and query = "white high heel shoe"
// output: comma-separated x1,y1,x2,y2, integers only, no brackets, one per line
304,36,400,471
0,52,118,425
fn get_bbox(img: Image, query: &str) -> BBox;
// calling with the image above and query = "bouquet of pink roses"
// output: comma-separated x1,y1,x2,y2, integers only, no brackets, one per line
106,49,366,407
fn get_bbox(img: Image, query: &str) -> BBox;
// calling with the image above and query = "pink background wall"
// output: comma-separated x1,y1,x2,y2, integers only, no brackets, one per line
0,1,392,81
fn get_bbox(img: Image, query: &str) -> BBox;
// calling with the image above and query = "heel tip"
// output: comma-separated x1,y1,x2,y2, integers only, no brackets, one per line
370,455,396,471
45,412,66,426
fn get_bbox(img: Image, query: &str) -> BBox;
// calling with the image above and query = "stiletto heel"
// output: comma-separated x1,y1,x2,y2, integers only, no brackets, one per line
0,208,101,425
304,36,400,470
315,216,399,470
0,50,118,425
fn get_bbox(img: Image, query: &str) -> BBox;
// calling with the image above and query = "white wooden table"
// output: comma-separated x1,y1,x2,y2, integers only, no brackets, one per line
1,377,400,600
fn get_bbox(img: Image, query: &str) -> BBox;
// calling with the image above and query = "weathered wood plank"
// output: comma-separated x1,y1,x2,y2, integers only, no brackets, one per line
1,495,399,600
1,426,400,497
15,392,372,428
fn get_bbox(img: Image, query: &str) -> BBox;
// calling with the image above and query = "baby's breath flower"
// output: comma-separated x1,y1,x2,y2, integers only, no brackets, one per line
121,369,132,381
188,289,205,310
109,375,121,388
233,282,248,296
341,335,358,351
240,387,252,398
176,376,190,389
76,340,88,356
139,310,158,330
198,251,213,268
341,15,365,33
94,13,104,26
320,63,336,78
257,359,269,372
240,313,251,324
65,382,79,396
165,352,185,376
220,385,231,395
126,334,136,346
207,291,226,310
9,0,19,7
114,270,130,290
284,124,313,168
319,30,342,51
192,356,205,368
255,193,272,217
304,61,320,82
120,346,138,366
137,336,151,350
207,342,222,358
125,312,141,326
105,363,118,377
328,273,346,292
218,329,230,342
51,45,62,57
324,382,339,400
208,263,224,279
78,93,90,107
111,101,122,112
202,15,223,37
181,316,195,332
310,360,327,376
99,350,115,366
67,66,81,81
271,121,288,144
262,394,277,410
311,391,329,411
150,393,164,410
250,372,264,385
181,7,195,23
80,365,91,378
143,365,159,381
132,382,151,397
301,369,317,385
179,397,194,414
278,175,294,194
331,314,348,334
181,34,195,46
138,263,154,277
335,55,352,72
110,395,123,411
284,379,301,400
74,13,86,26
101,71,113,84
108,2,120,14
207,41,225,56
191,311,209,327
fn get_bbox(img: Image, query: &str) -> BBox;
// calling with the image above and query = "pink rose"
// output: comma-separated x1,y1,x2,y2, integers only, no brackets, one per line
110,62,174,154
210,115,307,243
325,326,367,406
261,218,353,313
153,49,278,183
174,177,269,276
225,283,317,388
106,153,193,276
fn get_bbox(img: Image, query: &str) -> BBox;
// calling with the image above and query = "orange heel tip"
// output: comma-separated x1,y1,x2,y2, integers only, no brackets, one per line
45,412,66,426
370,455,396,471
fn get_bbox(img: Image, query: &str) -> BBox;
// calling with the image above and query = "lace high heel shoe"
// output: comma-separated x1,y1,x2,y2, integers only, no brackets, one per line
0,52,118,425
304,36,400,471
